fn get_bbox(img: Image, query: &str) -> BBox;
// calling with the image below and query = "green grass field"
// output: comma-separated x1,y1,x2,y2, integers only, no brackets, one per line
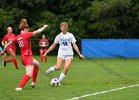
0,56,139,100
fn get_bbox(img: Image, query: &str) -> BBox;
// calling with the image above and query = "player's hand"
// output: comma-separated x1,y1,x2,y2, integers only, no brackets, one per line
44,25,49,28
43,53,47,57
0,51,5,55
79,54,85,60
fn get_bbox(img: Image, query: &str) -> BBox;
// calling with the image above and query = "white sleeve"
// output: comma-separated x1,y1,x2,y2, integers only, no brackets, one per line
71,34,76,43
54,35,59,44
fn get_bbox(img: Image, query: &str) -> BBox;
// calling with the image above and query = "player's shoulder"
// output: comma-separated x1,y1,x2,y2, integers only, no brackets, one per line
67,32,74,37
4,34,8,38
67,32,73,35
12,33,16,37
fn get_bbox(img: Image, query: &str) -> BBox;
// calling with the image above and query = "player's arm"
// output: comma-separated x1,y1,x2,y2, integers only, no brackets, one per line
33,25,48,36
1,39,7,46
1,41,5,46
72,42,85,59
46,40,49,46
43,43,57,56
0,41,12,54
39,40,42,47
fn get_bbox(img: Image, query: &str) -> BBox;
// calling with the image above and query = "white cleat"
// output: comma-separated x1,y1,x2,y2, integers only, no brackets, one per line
59,83,61,86
45,70,52,75
15,88,22,91
30,82,36,88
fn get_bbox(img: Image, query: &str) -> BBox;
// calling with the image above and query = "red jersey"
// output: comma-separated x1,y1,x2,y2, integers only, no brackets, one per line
2,33,16,50
12,32,33,56
39,39,49,48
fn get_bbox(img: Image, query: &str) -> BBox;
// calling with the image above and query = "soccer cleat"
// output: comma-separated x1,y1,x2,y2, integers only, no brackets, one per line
16,67,19,69
15,88,22,91
59,82,61,86
45,70,52,75
30,82,36,88
45,67,55,75
3,61,6,67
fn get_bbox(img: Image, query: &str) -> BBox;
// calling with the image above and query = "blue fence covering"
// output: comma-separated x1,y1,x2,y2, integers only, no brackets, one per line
81,39,139,58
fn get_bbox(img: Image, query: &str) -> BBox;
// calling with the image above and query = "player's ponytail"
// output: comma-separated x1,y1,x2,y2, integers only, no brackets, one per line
19,19,29,30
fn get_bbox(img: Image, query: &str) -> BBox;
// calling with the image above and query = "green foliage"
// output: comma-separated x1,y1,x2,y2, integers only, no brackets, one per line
0,0,139,39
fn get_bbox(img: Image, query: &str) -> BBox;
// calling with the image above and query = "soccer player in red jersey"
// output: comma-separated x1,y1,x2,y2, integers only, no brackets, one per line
1,19,48,91
1,41,7,64
2,27,18,69
39,34,49,62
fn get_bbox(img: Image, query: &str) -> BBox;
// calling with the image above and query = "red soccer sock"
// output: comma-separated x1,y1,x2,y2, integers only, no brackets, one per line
44,56,47,62
40,56,43,62
5,58,13,63
18,75,30,88
13,59,19,69
32,66,39,83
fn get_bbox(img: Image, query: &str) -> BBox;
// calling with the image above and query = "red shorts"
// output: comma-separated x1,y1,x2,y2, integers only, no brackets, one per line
21,55,34,66
6,47,16,54
40,48,47,54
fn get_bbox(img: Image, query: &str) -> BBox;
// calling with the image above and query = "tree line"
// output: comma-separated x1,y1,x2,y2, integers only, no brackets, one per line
0,0,139,39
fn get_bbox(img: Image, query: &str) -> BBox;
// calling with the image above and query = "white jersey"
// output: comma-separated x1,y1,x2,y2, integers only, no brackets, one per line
54,32,76,55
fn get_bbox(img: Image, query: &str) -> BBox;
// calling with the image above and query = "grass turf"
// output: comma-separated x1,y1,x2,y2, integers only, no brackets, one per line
0,56,139,100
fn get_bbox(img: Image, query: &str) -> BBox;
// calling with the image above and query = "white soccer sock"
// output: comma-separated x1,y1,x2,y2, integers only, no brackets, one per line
59,73,65,82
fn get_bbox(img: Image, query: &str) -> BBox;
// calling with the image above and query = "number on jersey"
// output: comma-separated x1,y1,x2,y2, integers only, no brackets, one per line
63,41,68,46
19,40,24,47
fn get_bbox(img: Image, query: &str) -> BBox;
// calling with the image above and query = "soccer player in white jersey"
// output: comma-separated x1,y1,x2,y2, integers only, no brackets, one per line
43,22,84,84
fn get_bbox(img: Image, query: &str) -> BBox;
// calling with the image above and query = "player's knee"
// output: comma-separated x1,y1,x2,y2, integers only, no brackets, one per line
26,71,33,77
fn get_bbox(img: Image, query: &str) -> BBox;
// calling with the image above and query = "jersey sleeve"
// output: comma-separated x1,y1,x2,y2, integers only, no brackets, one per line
54,35,59,44
46,39,49,46
39,40,42,46
25,32,33,38
2,36,6,43
71,34,76,43
2,38,5,43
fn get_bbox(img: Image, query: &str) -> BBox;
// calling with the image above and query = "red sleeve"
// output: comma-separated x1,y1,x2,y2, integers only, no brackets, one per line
39,39,42,45
2,36,6,42
2,38,5,43
46,39,49,46
25,32,33,38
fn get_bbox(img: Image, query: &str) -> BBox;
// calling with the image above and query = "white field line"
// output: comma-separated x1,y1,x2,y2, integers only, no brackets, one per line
67,84,139,100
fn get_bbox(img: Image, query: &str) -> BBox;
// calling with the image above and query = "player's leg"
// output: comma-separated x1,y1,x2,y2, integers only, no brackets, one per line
44,49,47,62
4,48,18,69
40,49,43,62
2,53,7,64
4,50,13,67
46,57,63,75
9,50,18,69
31,58,40,88
59,57,73,83
15,65,34,91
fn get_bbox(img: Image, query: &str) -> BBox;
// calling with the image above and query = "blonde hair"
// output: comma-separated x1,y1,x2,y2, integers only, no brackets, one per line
19,19,29,30
60,22,68,29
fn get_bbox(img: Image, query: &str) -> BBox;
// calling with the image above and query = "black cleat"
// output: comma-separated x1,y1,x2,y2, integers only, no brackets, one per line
4,61,6,67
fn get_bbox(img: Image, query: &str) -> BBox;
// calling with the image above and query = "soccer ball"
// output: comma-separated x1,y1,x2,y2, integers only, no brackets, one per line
50,78,60,87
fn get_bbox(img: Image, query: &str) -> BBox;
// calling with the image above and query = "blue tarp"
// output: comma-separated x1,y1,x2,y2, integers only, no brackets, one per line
81,39,139,58
0,46,2,52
